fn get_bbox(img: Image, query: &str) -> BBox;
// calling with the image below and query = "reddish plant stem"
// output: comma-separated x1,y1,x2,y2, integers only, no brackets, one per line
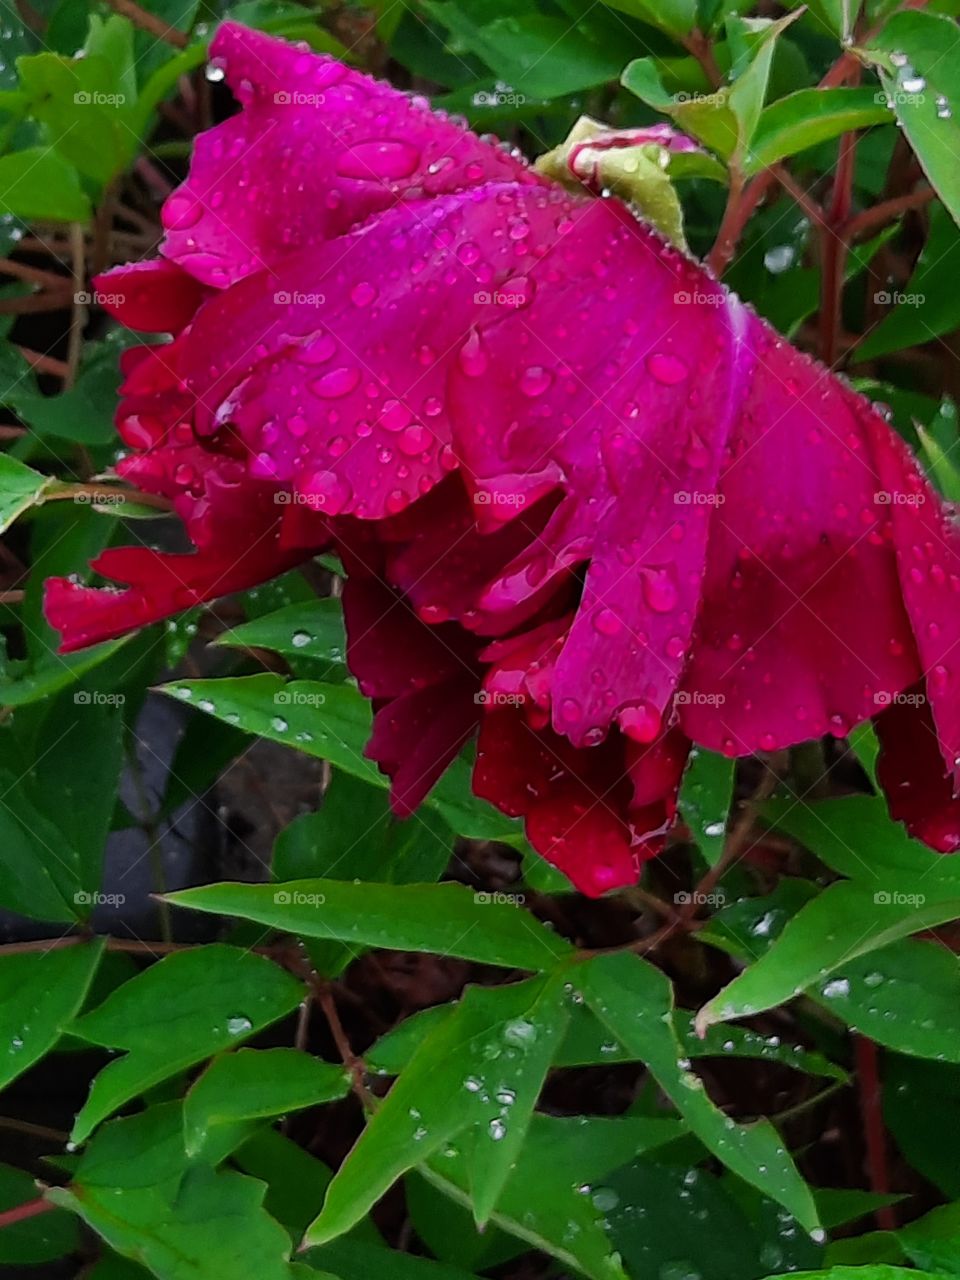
681,28,724,90
102,0,187,46
856,1036,898,1230
706,28,874,278
0,1197,55,1231
820,126,858,366
846,186,935,241
705,165,748,278
14,347,69,378
314,980,376,1111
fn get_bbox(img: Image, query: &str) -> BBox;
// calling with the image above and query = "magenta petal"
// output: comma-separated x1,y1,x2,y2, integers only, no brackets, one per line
159,23,542,287
450,198,751,747
867,418,960,791
341,575,479,699
368,679,480,817
341,576,481,812
679,342,922,755
474,706,641,896
181,185,582,520
45,533,303,653
92,261,211,333
876,686,960,852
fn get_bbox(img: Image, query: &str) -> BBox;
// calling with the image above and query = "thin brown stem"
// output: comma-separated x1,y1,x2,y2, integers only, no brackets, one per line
314,980,376,1111
845,186,935,241
820,126,858,366
101,0,188,46
65,223,85,390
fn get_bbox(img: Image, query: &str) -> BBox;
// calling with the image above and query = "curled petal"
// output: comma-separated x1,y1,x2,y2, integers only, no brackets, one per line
92,260,211,333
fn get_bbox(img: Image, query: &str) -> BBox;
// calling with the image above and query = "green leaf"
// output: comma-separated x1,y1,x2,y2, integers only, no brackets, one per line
773,1269,952,1279
233,1129,335,1239
215,599,348,681
166,879,571,971
849,721,880,785
548,1002,848,1079
163,674,381,785
27,688,125,899
69,945,304,1142
809,939,960,1062
0,147,90,221
763,794,946,883
697,880,960,1031
622,58,738,158
274,770,453,977
678,747,734,866
748,87,891,173
918,398,960,503
869,11,960,228
0,940,102,1090
420,1112,683,1280
183,1049,349,1160
0,454,55,533
0,1162,78,1264
422,6,623,98
310,1239,481,1279
899,1202,960,1276
305,975,572,1245
884,1055,960,1198
600,0,696,38
161,675,521,842
726,12,803,165
0,770,81,921
698,877,819,960
51,1162,309,1280
605,1161,791,1280
857,203,960,359
16,51,135,185
0,639,128,708
578,951,819,1232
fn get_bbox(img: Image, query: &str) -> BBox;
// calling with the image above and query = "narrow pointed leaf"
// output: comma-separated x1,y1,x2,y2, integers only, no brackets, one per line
166,879,571,971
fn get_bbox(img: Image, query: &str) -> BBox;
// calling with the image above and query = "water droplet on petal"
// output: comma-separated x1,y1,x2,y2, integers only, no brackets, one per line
647,351,688,385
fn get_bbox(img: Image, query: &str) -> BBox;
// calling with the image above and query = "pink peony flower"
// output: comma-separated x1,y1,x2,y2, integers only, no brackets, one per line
45,23,960,894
